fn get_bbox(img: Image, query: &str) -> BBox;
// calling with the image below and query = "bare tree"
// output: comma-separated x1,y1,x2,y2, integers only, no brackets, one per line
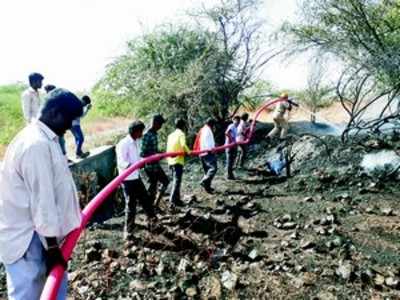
297,57,334,123
193,0,282,122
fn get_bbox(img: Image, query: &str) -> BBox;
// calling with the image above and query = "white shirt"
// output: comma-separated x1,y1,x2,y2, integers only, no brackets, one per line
116,135,141,181
237,120,250,142
21,88,41,123
224,123,238,145
199,125,215,157
0,121,82,264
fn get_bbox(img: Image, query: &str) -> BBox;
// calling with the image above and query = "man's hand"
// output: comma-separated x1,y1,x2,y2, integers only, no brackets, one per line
45,237,67,274
45,246,68,275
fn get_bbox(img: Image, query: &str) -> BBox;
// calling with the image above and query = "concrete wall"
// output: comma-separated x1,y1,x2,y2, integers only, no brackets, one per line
70,145,119,223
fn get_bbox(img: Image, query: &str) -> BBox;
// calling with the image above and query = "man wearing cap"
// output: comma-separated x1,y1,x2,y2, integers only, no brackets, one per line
267,93,293,140
0,89,84,300
21,73,44,123
140,114,170,206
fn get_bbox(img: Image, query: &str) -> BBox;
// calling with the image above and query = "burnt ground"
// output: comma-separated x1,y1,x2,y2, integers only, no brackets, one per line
1,126,400,300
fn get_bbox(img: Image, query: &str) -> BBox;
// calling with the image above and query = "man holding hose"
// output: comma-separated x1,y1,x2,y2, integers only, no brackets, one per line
0,89,84,300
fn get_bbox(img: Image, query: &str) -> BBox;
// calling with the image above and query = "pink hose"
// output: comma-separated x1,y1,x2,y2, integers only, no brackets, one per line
40,97,284,300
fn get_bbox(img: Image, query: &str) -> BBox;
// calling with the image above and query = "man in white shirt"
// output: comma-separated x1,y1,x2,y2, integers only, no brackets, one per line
225,116,240,180
116,121,157,238
21,73,44,123
198,118,218,193
236,113,250,168
0,89,84,300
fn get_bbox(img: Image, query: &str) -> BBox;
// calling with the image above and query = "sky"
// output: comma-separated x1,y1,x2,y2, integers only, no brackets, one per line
0,0,307,92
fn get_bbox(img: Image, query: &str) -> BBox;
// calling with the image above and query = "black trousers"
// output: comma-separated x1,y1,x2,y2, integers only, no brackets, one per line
122,178,155,231
169,164,184,203
145,166,170,202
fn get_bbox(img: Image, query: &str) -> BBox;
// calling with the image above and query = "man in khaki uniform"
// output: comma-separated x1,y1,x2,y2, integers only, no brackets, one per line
267,93,292,140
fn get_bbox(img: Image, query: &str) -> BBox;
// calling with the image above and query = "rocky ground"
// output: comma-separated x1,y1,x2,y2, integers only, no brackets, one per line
1,125,400,300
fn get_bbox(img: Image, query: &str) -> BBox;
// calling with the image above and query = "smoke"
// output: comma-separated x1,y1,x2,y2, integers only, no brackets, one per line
361,150,400,173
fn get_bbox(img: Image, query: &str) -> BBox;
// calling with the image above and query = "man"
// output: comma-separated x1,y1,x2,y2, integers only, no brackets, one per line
44,85,67,156
236,113,251,168
116,121,157,237
225,116,240,180
195,118,218,193
71,95,92,159
267,93,292,140
21,72,44,123
140,114,170,205
166,119,190,207
0,89,84,300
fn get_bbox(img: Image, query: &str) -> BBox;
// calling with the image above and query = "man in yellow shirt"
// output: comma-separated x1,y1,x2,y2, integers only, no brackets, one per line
166,119,190,207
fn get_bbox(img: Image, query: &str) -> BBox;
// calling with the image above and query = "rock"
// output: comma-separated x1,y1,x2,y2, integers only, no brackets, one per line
178,258,190,272
77,285,89,295
303,272,317,286
103,249,119,259
239,195,250,204
183,194,197,204
248,249,258,260
316,291,337,300
129,279,146,291
85,247,102,262
156,261,164,276
221,271,238,290
185,287,197,297
282,222,297,230
199,275,222,300
360,269,374,284
381,208,394,216
300,239,315,250
374,274,385,287
109,261,120,273
303,196,314,203
295,265,305,272
281,240,290,248
290,231,299,240
385,277,399,289
336,261,354,281
281,214,292,222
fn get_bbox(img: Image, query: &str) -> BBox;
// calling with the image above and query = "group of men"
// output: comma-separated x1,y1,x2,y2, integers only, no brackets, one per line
21,73,91,159
115,112,252,237
0,72,294,300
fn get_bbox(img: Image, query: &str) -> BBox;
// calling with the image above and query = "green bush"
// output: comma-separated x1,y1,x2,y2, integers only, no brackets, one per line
0,84,25,145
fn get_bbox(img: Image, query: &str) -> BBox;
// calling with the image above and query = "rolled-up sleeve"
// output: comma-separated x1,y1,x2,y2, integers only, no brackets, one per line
20,143,61,237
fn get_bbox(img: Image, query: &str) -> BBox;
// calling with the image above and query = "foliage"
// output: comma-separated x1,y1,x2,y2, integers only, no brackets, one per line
0,84,25,145
95,0,277,135
283,0,400,140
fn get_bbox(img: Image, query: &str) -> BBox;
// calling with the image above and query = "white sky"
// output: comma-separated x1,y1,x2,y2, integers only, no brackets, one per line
0,0,307,92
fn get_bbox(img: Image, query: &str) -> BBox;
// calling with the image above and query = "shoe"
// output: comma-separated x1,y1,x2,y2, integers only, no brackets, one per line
76,151,90,159
226,175,236,180
200,182,214,194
